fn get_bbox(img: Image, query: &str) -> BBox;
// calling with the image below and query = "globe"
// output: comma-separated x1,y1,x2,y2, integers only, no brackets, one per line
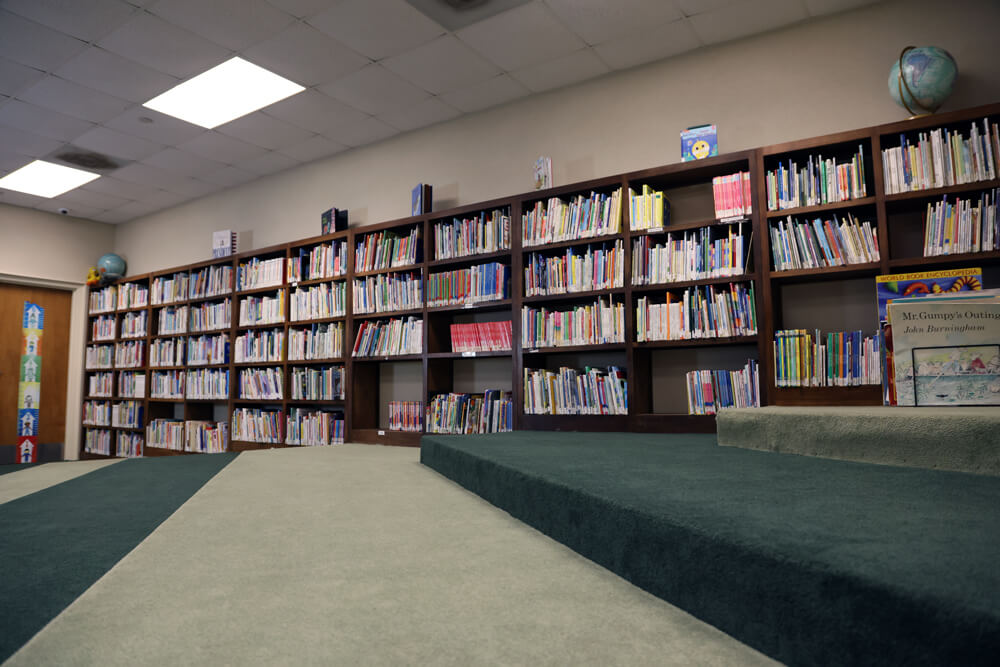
97,253,126,281
888,46,957,115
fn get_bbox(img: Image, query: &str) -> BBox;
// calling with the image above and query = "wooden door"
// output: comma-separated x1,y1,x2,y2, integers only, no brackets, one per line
0,283,72,446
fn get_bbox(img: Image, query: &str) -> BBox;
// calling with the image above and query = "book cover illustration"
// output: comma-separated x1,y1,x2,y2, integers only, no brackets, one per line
212,230,237,258
533,156,552,190
321,208,348,234
681,125,718,162
411,184,432,216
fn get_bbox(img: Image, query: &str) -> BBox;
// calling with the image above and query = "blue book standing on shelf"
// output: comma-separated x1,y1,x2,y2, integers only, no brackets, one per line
411,184,432,216
321,208,348,234
681,125,718,162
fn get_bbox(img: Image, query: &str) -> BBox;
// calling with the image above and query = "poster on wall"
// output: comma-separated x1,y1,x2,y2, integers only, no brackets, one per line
16,301,43,463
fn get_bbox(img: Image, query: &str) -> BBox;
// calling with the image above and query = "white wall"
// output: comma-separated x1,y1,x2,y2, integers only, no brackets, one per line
113,0,1000,271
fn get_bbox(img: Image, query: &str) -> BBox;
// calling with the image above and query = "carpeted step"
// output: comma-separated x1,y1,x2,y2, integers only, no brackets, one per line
421,431,1000,667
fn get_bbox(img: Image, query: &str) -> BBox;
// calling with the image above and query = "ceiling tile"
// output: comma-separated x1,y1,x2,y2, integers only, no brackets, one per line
262,89,369,136
278,135,348,162
160,177,216,198
17,76,133,124
82,176,169,201
99,198,166,222
0,150,35,173
91,208,132,224
543,0,682,45
242,22,369,88
217,113,315,150
804,0,881,16
141,148,227,177
98,12,231,79
200,165,259,187
74,126,165,161
0,10,88,71
674,0,742,16
456,3,585,72
308,0,444,61
595,18,702,70
689,0,808,44
104,106,206,146
378,97,461,132
324,116,399,147
110,161,191,188
0,125,64,159
2,0,137,42
241,150,301,175
54,47,179,103
440,74,530,113
319,64,429,116
0,58,46,97
0,189,47,208
382,35,500,96
178,131,270,163
265,0,334,18
148,0,296,51
56,187,132,210
510,48,609,93
35,199,107,219
0,100,95,141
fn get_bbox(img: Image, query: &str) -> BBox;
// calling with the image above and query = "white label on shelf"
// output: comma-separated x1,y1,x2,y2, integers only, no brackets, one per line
463,303,475,309
461,351,476,357
378,430,386,436
645,227,664,233
529,349,539,354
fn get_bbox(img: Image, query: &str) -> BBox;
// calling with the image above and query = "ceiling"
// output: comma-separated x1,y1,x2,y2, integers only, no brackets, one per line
0,0,879,224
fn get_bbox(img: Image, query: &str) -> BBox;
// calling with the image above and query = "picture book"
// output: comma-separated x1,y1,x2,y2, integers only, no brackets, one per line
411,184,432,216
681,125,718,162
321,208,348,234
533,156,552,190
888,294,1000,405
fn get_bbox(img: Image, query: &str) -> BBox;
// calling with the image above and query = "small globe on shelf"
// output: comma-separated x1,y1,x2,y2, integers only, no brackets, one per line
888,46,957,117
97,253,126,282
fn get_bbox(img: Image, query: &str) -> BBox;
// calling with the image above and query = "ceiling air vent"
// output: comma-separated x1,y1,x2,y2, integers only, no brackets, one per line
404,0,530,30
46,147,128,174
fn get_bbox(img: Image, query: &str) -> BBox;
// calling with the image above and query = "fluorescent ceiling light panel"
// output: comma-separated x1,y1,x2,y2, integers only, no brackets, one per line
0,160,100,198
143,57,305,129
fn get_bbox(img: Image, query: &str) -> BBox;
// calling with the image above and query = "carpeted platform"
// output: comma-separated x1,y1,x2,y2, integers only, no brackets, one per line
717,406,1000,476
421,431,1000,666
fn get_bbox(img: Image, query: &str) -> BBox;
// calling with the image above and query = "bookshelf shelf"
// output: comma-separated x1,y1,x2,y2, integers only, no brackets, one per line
633,216,751,235
522,233,621,253
632,274,757,292
352,306,424,320
522,288,626,304
887,250,1000,268
768,263,882,282
523,343,626,355
765,196,877,219
633,336,758,350
426,299,512,313
426,350,512,359
351,354,424,362
353,263,422,279
428,249,511,268
883,178,1000,204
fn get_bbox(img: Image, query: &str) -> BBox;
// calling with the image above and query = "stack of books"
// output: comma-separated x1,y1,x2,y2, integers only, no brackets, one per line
285,408,344,446
231,407,283,443
923,190,998,256
882,119,998,194
291,282,346,320
524,241,623,296
425,390,513,434
428,262,509,306
288,241,347,281
434,209,511,259
290,365,344,400
769,213,879,271
636,283,757,341
238,367,283,400
766,145,868,210
685,359,760,415
523,366,627,415
387,401,422,431
632,223,748,284
237,257,284,290
522,299,625,348
522,189,623,246
774,328,881,387
353,272,422,314
449,321,512,353
355,228,420,271
185,368,229,400
288,323,343,360
712,171,753,219
352,317,423,356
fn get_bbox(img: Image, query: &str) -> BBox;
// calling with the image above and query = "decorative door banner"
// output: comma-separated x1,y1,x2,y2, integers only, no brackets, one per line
17,302,43,464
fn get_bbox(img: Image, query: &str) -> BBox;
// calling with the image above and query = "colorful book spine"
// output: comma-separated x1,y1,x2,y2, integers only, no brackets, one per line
522,299,625,348
82,400,111,426
769,213,879,271
157,306,189,335
112,400,143,428
238,367,283,400
712,171,753,219
521,188,623,246
151,273,188,305
231,407,283,443
89,286,117,314
288,323,343,361
185,421,228,453
88,372,113,397
237,257,284,290
92,314,116,340
425,390,514,434
773,328,881,387
117,371,145,398
352,272,422,314
524,241,623,296
85,344,114,369
685,359,760,415
767,145,868,211
291,282,347,320
151,370,184,399
189,298,231,332
631,223,747,285
434,209,511,259
119,311,147,338
117,283,149,310
628,184,669,230
185,368,229,400
290,365,344,400
285,408,344,446
636,282,757,341
187,334,229,366
114,341,144,368
238,290,286,326
188,265,233,299
149,338,184,367
84,428,111,455
923,189,999,256
428,262,510,306
146,418,184,450
352,317,423,357
523,366,628,415
450,321,512,353
387,401,423,432
287,241,348,281
883,119,998,195
354,227,421,272
115,431,143,458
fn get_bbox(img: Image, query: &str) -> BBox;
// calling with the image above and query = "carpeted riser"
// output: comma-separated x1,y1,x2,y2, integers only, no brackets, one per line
421,439,1000,667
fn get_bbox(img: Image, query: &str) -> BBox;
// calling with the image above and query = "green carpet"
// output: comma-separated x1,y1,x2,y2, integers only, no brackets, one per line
421,432,1000,666
0,463,36,476
0,453,237,663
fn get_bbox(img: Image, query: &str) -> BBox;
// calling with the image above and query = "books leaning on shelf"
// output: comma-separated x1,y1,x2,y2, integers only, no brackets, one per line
117,282,148,310
882,118,998,195
428,262,510,306
186,368,229,400
290,365,344,401
83,400,110,426
239,367,283,400
355,227,420,272
450,321,512,353
425,390,513,434
352,317,422,357
190,298,231,332
522,188,622,247
116,431,142,458
186,421,228,453
288,323,343,360
636,283,757,341
769,213,879,271
189,264,232,299
151,273,188,305
353,272,421,314
157,306,188,335
923,190,998,256
151,370,184,399
238,256,284,290
523,366,628,415
114,341,144,368
291,282,346,320
188,334,229,366
288,240,348,282
232,407,282,444
286,408,344,446
89,286,116,314
766,145,867,211
434,209,511,259
632,223,748,285
112,400,143,428
86,344,114,370
147,418,184,450
84,428,111,455
522,299,625,349
773,329,881,387
92,314,116,340
150,337,184,367
239,290,285,326
118,371,145,398
525,241,623,296
685,359,760,415
388,401,422,432
713,171,752,219
88,372,113,397
119,311,147,338
628,184,669,230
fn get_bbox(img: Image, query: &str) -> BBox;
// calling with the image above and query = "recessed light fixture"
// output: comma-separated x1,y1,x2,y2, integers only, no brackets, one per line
143,57,305,129
0,160,100,198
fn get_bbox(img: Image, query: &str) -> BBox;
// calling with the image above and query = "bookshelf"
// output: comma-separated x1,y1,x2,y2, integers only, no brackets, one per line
77,103,1000,455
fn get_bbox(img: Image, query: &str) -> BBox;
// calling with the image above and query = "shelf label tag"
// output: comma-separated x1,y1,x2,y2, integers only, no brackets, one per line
645,227,664,233
378,430,386,436
461,351,476,357
463,303,475,309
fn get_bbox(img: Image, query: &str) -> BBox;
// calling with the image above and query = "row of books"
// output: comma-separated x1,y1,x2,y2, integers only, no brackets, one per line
631,223,748,285
523,366,628,415
190,299,231,332
120,311,147,338
355,228,420,272
151,273,188,305
766,145,868,211
628,184,668,230
116,431,142,458
189,265,232,300
89,286,117,314
235,329,284,363
635,282,758,341
287,241,348,282
119,371,144,398
114,341,144,368
237,257,284,290
231,407,282,443
774,329,881,387
88,372,113,397
186,368,229,399
352,317,423,357
117,283,149,310
157,306,188,335
450,321,512,353
239,290,286,326
82,400,110,425
185,421,228,453
85,344,114,369
524,241,623,296
712,171,753,219
387,401,422,432
434,210,511,260
92,315,116,341
151,370,184,399
522,299,626,349
353,272,422,314
292,283,346,320
425,390,513,434
428,262,510,306
288,323,343,361
290,365,344,401
882,119,998,195
150,338,184,367
239,367,283,400
522,189,623,246
286,408,344,446
769,213,879,271
188,334,228,366
84,428,111,455
922,190,999,256
112,401,143,428
685,360,760,415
